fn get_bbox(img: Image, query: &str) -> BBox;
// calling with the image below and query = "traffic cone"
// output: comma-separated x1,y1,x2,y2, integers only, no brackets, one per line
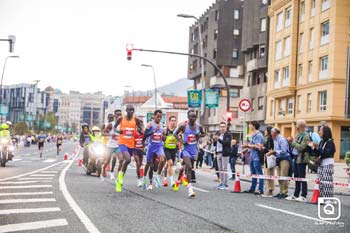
63,153,68,160
310,179,320,204
77,159,82,166
140,165,144,177
231,173,241,193
106,164,110,172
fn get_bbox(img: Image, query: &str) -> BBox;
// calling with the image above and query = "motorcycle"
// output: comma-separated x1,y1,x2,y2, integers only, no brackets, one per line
85,142,106,176
0,137,15,167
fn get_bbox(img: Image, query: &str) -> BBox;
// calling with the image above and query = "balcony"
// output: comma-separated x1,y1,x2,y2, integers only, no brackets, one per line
210,76,244,88
246,59,257,72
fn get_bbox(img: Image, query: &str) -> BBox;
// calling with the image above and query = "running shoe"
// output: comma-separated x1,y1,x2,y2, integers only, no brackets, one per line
137,179,143,187
162,179,169,187
110,172,115,180
147,184,153,191
115,180,122,192
188,187,196,198
182,176,188,187
172,181,179,192
285,195,297,201
154,176,162,188
141,177,147,190
118,172,124,185
295,196,307,202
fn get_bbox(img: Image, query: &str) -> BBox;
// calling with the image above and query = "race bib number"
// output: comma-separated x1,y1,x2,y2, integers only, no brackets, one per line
152,133,162,143
58,139,62,144
135,138,143,148
123,128,135,139
187,134,197,145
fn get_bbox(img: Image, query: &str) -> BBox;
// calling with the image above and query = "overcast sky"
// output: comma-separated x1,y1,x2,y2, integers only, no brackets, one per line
0,0,215,96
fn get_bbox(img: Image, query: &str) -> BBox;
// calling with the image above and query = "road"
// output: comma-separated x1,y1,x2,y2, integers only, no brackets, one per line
0,142,349,233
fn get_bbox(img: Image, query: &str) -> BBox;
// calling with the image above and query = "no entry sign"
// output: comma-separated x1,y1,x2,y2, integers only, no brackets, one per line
239,99,251,112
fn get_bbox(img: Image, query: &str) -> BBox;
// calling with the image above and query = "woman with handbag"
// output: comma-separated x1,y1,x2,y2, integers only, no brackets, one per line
262,126,275,198
314,126,336,198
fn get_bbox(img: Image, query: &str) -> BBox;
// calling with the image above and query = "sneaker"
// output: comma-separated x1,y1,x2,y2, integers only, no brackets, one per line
117,172,124,185
172,181,179,192
285,195,297,201
243,189,255,194
182,176,188,187
137,179,142,187
224,184,229,190
254,190,264,195
188,188,196,198
162,179,169,187
115,180,122,192
229,176,235,180
100,175,104,182
110,172,115,180
147,184,153,190
295,196,307,203
262,192,273,198
216,183,224,190
141,177,147,190
280,193,288,199
273,193,282,198
154,176,162,188
213,178,221,183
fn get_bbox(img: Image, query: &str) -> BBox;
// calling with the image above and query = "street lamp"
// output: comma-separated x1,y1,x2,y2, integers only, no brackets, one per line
141,64,157,110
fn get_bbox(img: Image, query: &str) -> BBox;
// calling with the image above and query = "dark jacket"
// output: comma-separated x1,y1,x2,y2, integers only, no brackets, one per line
317,139,335,160
216,132,232,157
230,144,239,158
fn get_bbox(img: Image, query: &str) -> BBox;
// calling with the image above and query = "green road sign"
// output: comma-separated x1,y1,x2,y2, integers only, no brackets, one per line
204,89,219,108
0,104,9,116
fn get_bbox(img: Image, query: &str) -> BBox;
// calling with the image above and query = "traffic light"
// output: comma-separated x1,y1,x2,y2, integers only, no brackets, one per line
226,111,232,122
126,44,133,61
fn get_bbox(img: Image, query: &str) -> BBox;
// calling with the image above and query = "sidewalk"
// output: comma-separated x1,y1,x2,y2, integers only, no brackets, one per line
197,160,350,196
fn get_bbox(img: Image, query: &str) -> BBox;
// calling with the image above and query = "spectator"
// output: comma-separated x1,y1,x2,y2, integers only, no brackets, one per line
213,122,232,190
196,141,204,168
229,139,239,180
315,126,335,198
243,121,264,195
286,119,310,202
241,141,251,175
267,128,291,199
205,140,214,168
212,132,220,182
262,126,275,198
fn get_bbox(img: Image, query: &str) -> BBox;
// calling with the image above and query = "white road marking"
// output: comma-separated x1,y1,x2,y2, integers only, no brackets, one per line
43,159,57,163
30,174,55,177
256,204,331,223
12,158,23,162
0,218,68,232
0,181,38,185
192,186,210,193
0,198,56,204
18,177,53,180
40,171,58,174
0,192,53,196
59,150,101,233
0,207,60,215
0,185,52,189
0,161,63,182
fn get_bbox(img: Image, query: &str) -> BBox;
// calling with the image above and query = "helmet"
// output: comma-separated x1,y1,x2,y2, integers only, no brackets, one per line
6,121,12,127
81,123,89,130
91,126,100,132
0,123,9,130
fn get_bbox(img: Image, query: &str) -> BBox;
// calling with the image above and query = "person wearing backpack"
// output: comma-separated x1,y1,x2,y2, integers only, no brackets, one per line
314,126,335,198
286,120,310,202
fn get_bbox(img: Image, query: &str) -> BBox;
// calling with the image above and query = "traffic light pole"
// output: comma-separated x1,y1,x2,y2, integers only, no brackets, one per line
133,48,230,112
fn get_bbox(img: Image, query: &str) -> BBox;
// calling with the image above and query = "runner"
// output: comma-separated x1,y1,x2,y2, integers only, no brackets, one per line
115,105,143,192
133,121,144,187
80,123,92,167
37,131,46,158
162,116,178,188
141,109,166,190
56,133,63,156
174,110,205,198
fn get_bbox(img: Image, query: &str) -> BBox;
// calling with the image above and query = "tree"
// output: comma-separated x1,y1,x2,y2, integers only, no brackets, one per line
13,122,28,135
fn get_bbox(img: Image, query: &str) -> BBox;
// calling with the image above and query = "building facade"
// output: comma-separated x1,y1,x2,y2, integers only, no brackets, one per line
266,0,350,160
241,0,270,131
187,0,245,136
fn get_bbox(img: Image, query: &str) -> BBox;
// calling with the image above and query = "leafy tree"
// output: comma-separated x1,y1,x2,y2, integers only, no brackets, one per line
13,122,28,135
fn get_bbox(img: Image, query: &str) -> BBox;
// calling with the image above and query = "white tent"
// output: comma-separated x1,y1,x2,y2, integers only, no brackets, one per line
140,93,173,109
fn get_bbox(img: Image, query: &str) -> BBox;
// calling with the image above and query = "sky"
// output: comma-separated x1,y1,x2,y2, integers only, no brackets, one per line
0,0,215,96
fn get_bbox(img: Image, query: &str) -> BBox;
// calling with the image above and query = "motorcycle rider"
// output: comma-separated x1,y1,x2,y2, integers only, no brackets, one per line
80,123,93,167
0,123,14,163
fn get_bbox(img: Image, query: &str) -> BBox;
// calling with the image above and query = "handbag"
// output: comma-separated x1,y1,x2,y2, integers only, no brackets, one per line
266,155,276,169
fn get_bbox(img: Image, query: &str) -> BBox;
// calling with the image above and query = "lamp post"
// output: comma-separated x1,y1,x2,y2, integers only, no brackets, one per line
141,64,157,110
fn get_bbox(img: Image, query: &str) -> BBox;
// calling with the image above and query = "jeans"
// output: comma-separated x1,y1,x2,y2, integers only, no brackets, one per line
250,160,264,192
217,153,229,185
229,156,237,178
294,162,307,198
207,154,213,167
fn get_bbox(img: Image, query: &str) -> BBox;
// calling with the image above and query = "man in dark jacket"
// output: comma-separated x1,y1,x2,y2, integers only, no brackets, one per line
213,122,232,190
230,139,239,180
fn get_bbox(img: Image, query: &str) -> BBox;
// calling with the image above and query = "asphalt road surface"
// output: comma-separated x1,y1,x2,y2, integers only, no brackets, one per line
0,141,349,233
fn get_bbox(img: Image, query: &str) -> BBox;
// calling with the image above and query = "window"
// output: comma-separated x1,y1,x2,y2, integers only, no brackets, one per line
270,100,274,116
283,67,289,86
322,0,331,11
285,7,292,27
298,64,303,85
297,95,302,113
232,49,238,59
275,40,282,60
215,10,219,21
260,18,267,32
258,97,264,110
307,93,312,112
213,48,217,59
234,10,240,19
299,33,304,53
251,98,255,111
274,70,280,88
259,44,266,58
309,28,314,49
287,98,294,115
319,91,327,111
214,29,218,40
284,36,291,57
321,21,330,45
320,56,328,79
230,67,238,78
233,29,240,36
230,88,239,97
311,0,316,16
276,12,283,32
308,61,313,82
279,99,286,115
300,1,305,22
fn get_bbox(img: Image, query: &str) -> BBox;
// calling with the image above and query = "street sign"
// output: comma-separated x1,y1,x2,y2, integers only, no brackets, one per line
204,89,219,108
239,99,251,112
146,112,165,124
26,115,34,122
187,90,202,108
0,104,9,116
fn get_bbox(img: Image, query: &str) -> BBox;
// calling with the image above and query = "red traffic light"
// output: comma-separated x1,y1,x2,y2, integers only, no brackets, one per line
127,50,132,61
226,112,232,122
126,43,134,61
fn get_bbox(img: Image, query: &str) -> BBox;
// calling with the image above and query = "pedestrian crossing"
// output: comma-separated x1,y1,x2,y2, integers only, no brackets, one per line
0,163,71,232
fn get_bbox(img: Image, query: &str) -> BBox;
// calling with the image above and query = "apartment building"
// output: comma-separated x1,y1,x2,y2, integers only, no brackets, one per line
266,0,350,160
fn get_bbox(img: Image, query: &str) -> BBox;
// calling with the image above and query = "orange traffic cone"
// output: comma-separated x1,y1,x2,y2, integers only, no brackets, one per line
78,159,82,166
310,179,320,204
231,173,241,193
106,164,110,172
63,153,68,160
140,165,144,177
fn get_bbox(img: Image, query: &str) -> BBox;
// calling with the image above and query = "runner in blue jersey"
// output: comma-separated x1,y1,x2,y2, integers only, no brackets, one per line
141,109,166,190
37,131,46,158
174,109,205,198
